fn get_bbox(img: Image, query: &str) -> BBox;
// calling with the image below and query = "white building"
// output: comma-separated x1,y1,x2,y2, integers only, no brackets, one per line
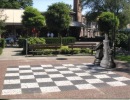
0,9,24,37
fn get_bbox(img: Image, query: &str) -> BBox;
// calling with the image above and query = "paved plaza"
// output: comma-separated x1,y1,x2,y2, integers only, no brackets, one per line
0,48,130,99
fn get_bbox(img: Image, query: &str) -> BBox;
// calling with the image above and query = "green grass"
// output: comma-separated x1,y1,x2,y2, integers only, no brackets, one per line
115,55,130,62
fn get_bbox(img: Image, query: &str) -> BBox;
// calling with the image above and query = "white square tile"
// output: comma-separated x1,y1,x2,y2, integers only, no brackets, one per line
7,68,19,71
55,66,67,69
85,79,104,83
62,64,74,66
5,73,19,77
44,69,58,72
21,83,39,88
68,68,82,71
107,81,127,86
94,74,111,78
82,63,92,65
33,72,47,75
4,79,20,84
36,78,53,82
76,65,86,68
20,75,35,79
19,70,32,73
55,81,73,86
2,89,22,95
107,71,116,74
75,73,91,76
41,65,53,67
66,76,83,80
114,77,130,81
49,74,64,78
59,71,73,74
40,86,61,93
19,65,30,68
31,67,43,70
76,84,96,90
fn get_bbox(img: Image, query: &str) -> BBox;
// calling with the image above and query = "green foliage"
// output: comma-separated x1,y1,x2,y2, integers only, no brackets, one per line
115,33,128,50
27,37,46,45
71,48,81,54
0,10,6,36
82,0,130,28
60,46,71,54
80,48,90,54
44,37,76,45
45,2,71,34
0,47,3,55
22,6,46,29
116,55,130,62
0,0,33,9
0,38,5,48
97,12,119,34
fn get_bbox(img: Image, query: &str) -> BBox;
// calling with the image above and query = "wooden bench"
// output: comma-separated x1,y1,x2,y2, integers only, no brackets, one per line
68,42,97,55
28,44,61,56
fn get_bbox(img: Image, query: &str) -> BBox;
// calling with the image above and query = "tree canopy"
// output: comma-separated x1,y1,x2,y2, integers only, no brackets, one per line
45,2,71,35
81,0,130,28
22,6,46,32
97,12,119,34
0,10,6,36
0,0,33,9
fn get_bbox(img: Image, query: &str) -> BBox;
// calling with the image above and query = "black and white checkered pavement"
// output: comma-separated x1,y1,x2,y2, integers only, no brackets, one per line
2,63,130,95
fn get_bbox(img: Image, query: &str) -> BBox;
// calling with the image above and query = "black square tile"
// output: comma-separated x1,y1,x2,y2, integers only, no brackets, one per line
38,82,56,87
22,88,41,94
101,78,117,82
3,84,21,89
92,83,110,88
21,79,37,83
52,77,68,81
4,76,19,80
59,85,78,91
34,75,49,78
71,80,88,85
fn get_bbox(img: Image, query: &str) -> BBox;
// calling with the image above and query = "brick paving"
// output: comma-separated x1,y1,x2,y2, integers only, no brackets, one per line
0,48,130,99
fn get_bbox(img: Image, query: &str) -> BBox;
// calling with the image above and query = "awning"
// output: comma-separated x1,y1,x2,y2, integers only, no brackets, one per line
70,21,86,27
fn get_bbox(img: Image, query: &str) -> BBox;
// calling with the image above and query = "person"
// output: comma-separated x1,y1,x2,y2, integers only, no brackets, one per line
47,32,50,37
50,33,54,37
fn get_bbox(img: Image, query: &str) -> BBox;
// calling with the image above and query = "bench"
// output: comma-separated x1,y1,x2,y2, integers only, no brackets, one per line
28,44,61,56
68,42,97,55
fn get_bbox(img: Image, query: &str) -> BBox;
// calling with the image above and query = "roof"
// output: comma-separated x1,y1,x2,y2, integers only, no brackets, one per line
70,21,86,27
0,9,24,25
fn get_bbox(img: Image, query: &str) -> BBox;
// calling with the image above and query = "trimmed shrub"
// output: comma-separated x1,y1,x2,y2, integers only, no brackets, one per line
0,38,5,48
0,47,3,55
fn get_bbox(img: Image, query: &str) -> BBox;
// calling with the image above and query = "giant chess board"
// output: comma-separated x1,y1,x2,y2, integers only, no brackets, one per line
2,63,130,95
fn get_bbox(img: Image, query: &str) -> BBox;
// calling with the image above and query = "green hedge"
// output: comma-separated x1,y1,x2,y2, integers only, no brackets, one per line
44,37,76,45
18,38,26,48
0,38,5,48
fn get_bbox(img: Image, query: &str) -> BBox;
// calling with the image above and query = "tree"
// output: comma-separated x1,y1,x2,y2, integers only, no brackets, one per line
0,0,33,9
97,12,119,35
45,2,71,36
0,10,6,38
22,6,46,37
81,0,130,28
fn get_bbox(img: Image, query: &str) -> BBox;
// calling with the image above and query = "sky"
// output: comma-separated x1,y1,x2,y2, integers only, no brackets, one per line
33,0,86,14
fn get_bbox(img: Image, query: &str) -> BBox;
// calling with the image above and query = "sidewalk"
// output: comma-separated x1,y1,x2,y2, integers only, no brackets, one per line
0,47,130,99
